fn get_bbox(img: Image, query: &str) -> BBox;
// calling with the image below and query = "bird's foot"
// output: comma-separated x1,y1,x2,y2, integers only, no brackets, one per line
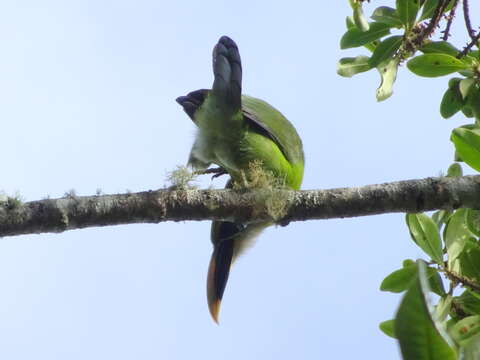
194,167,228,180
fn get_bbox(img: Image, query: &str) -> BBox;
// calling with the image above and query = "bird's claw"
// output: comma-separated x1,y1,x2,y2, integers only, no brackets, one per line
194,167,228,180
211,171,228,180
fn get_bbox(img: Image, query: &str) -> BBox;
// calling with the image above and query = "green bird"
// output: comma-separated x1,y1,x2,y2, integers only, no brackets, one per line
176,36,304,323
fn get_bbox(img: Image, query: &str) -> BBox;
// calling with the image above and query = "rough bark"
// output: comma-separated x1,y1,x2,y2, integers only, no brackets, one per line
1,175,480,237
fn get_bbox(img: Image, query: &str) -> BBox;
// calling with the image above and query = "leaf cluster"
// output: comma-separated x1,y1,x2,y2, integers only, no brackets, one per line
378,162,480,358
339,3,480,357
338,0,480,102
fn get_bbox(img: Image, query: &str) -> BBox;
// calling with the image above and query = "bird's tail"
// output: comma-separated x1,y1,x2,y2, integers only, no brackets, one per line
206,224,237,324
207,219,267,323
211,36,242,112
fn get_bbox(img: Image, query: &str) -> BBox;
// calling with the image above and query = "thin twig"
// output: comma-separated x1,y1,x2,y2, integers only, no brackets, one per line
412,0,450,49
462,0,476,39
443,268,480,293
457,29,480,58
423,0,449,39
442,0,460,40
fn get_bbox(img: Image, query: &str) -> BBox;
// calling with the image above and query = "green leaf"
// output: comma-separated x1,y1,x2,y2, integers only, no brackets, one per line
435,295,452,321
440,86,464,119
460,333,480,360
337,56,372,77
420,41,460,57
459,239,480,282
464,84,480,120
450,315,480,346
403,259,415,267
371,6,403,27
432,210,452,228
379,319,396,338
346,16,355,29
340,22,391,49
444,209,471,268
454,150,463,161
459,70,475,77
406,213,443,264
466,209,480,237
427,267,445,296
456,124,478,131
462,106,475,118
396,0,420,30
352,3,370,31
376,58,399,101
447,163,462,177
395,260,457,360
381,263,445,295
449,77,463,88
460,78,476,99
380,265,417,292
463,55,477,66
369,35,403,67
345,16,379,53
455,290,480,316
364,43,378,53
420,0,439,20
451,128,480,171
407,54,469,77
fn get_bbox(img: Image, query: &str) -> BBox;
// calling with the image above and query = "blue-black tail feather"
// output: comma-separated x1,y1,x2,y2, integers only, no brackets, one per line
212,36,242,112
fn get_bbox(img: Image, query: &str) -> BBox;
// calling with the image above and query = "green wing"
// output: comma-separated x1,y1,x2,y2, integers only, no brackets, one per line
176,91,304,167
241,95,304,166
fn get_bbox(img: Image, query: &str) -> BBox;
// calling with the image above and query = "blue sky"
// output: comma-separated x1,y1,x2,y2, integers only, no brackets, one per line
0,1,478,359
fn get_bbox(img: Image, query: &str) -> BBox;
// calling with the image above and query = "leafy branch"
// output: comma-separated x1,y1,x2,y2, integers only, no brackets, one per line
339,0,480,102
341,1,480,359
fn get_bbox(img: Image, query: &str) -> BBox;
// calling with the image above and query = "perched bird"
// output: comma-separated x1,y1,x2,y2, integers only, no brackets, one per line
176,36,304,323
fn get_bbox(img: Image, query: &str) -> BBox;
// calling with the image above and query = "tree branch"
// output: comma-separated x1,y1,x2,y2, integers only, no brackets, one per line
462,0,476,39
421,0,449,40
443,267,480,293
442,0,459,40
1,175,480,238
458,29,480,58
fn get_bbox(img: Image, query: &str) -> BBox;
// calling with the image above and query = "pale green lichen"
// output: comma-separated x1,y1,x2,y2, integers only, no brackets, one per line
61,212,69,227
265,191,289,221
0,192,25,225
234,160,290,221
166,165,198,189
64,189,77,198
202,189,221,211
234,160,285,190
0,191,24,210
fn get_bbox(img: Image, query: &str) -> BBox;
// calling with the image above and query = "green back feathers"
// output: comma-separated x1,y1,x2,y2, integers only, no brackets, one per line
241,95,304,167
